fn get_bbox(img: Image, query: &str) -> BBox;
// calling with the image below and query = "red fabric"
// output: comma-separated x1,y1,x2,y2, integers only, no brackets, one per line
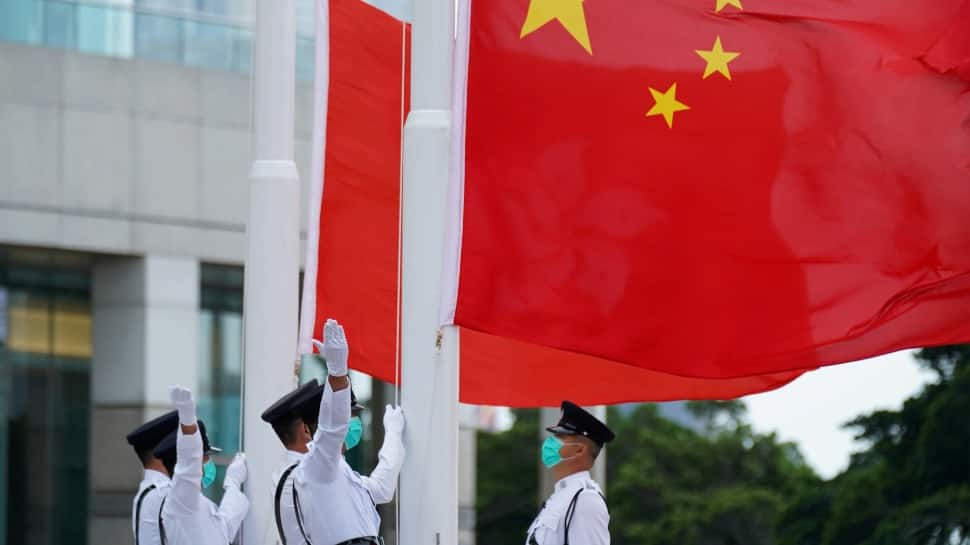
310,0,409,382
455,0,970,379
310,0,803,404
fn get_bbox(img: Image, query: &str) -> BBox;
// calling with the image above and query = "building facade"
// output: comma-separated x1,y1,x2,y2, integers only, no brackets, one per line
0,1,441,544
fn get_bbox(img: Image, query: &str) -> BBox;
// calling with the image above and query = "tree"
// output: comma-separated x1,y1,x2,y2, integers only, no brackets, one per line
476,408,541,544
607,404,816,545
777,346,970,545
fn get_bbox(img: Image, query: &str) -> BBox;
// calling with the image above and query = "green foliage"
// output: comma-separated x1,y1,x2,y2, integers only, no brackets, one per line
476,408,541,544
778,346,970,545
476,346,969,545
607,404,816,545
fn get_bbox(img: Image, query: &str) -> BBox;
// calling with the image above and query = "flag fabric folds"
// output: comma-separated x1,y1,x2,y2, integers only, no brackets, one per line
447,0,970,380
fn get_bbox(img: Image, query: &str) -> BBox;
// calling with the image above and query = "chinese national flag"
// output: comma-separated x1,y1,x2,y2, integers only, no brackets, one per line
450,0,970,379
301,0,804,405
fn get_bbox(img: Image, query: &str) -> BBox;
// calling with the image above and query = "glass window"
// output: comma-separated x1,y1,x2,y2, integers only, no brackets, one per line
42,0,77,50
0,0,43,45
134,10,183,64
77,2,133,58
185,19,237,72
0,247,92,545
198,264,243,501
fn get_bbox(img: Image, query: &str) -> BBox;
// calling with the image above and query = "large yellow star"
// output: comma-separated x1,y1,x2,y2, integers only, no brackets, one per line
715,0,743,12
520,0,592,55
695,36,740,80
646,83,690,128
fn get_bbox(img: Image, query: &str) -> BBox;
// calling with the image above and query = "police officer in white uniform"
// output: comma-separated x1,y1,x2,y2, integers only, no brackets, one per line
155,386,251,544
127,410,179,545
261,378,325,544
528,401,615,545
285,318,406,545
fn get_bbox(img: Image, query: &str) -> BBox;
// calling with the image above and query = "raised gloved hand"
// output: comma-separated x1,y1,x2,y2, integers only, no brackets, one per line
383,405,405,436
312,318,349,377
224,453,248,490
169,386,197,425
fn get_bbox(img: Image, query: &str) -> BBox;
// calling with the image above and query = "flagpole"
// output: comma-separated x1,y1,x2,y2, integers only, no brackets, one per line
399,0,459,542
241,0,300,543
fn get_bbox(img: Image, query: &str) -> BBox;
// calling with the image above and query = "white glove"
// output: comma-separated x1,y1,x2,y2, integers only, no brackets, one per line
383,405,405,436
312,318,349,377
224,453,248,489
169,386,197,425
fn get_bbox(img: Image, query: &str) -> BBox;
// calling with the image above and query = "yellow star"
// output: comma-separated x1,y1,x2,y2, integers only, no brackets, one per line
715,0,743,12
695,36,740,80
646,83,690,128
520,0,592,55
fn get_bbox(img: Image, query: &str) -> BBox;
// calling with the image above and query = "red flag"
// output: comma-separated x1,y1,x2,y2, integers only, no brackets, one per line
300,0,802,405
449,0,970,379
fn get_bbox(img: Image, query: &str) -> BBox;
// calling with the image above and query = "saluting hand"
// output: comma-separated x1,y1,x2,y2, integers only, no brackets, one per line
169,385,197,425
312,318,349,377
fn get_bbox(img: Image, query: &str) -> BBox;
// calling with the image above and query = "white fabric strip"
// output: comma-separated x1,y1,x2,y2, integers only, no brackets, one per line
439,0,471,327
297,0,332,355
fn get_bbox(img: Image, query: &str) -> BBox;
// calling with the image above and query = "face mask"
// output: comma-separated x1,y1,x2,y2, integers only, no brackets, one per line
201,460,217,489
345,416,363,450
542,436,581,469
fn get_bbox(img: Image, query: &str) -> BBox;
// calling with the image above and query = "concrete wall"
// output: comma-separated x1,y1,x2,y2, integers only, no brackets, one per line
0,41,315,265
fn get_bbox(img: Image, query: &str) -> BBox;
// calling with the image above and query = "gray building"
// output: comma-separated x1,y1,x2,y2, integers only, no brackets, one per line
0,1,479,544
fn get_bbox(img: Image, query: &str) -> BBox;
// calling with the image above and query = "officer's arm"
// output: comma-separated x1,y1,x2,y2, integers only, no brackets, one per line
360,409,405,504
216,484,251,541
166,426,203,516
568,492,610,545
301,377,351,483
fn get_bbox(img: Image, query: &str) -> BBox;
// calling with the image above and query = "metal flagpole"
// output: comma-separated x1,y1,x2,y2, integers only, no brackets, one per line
240,0,300,542
399,0,459,542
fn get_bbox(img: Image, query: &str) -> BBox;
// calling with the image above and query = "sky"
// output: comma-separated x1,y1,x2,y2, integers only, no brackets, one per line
743,350,935,478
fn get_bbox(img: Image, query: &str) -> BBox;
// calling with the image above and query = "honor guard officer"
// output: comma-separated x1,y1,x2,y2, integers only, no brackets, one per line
528,401,615,545
127,411,179,545
261,378,325,544
152,386,250,544
291,318,405,545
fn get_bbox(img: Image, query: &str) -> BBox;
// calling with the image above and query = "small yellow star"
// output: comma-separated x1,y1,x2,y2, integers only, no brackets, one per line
696,36,740,80
520,0,592,55
646,83,690,128
715,0,743,12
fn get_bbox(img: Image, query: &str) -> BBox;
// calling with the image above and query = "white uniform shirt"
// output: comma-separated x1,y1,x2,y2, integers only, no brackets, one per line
132,469,170,545
159,429,251,545
270,450,305,545
527,471,610,545
286,381,405,545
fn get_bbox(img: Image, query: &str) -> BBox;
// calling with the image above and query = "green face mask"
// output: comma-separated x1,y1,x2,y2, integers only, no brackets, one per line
202,460,217,488
344,416,363,450
542,436,565,468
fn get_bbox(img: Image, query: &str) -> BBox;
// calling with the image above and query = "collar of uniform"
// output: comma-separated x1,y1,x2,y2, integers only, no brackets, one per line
144,469,169,485
554,470,591,492
287,449,306,464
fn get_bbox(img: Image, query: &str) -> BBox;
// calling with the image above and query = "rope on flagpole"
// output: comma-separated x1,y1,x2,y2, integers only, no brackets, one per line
394,15,408,544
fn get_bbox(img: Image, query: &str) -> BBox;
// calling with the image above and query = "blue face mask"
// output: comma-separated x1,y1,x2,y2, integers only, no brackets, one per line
542,436,564,468
202,460,217,489
542,436,580,469
345,416,363,450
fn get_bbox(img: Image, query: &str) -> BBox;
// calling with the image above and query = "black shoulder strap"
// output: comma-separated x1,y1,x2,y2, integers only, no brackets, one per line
562,489,584,545
158,496,167,545
564,488,606,545
274,463,300,545
292,483,313,545
134,484,157,545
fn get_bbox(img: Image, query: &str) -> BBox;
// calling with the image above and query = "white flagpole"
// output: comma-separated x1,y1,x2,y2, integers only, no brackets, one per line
399,0,459,542
241,0,300,542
